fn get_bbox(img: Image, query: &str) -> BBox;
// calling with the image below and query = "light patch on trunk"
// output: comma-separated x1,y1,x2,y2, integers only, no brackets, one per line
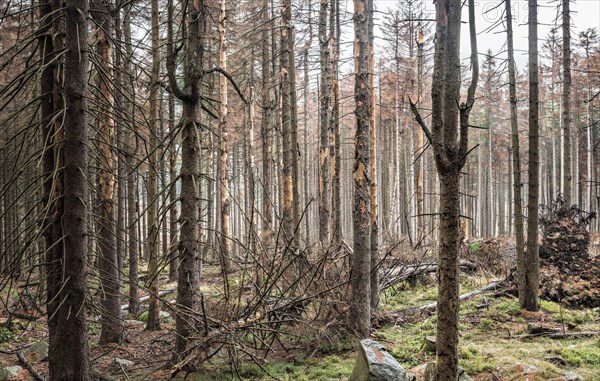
355,161,366,181
283,175,293,209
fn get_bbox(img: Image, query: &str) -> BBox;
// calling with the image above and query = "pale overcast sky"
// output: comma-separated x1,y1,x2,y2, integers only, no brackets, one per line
372,0,600,70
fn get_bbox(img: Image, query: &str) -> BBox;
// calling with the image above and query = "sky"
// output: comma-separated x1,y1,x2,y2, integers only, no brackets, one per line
373,0,600,70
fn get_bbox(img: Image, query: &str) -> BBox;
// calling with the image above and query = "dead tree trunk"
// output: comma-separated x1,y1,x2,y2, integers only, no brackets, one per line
411,0,479,379
562,0,572,204
350,0,372,338
525,0,541,312
318,0,331,247
505,0,526,309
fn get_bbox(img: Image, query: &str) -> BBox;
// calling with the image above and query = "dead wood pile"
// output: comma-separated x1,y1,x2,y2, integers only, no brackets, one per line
538,198,598,308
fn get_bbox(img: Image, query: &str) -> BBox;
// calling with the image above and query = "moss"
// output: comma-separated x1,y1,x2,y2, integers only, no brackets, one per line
559,345,600,366
477,318,494,331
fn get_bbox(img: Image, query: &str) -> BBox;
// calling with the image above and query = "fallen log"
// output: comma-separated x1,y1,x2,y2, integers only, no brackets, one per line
120,289,175,311
385,279,505,321
380,260,477,292
506,331,600,340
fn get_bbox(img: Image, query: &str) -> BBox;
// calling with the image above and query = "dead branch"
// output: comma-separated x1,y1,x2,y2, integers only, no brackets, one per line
17,351,46,381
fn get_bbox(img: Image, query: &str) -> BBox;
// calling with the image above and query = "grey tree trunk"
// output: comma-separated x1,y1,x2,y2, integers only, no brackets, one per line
318,0,331,247
411,0,479,379
167,0,202,363
124,4,139,317
562,0,572,204
92,0,124,344
145,0,161,331
506,0,526,309
525,0,541,312
350,0,372,339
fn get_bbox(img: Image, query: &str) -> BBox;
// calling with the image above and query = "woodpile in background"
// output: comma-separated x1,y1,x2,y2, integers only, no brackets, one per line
538,199,598,308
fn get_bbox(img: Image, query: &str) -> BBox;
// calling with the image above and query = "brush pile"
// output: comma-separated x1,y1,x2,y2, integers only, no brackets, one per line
538,197,598,308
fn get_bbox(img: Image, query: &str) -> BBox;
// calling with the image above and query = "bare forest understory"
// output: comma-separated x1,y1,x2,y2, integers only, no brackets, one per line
1,233,599,381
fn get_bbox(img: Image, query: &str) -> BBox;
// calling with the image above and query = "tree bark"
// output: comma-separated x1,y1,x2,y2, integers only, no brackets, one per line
412,0,479,379
367,0,379,310
562,0,572,204
48,0,93,377
123,3,140,317
350,0,372,338
525,0,540,312
92,0,124,344
318,0,331,247
506,0,526,309
167,0,203,363
219,0,233,274
145,0,161,331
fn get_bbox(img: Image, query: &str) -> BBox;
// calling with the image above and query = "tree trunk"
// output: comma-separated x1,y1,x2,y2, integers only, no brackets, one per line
169,91,179,282
92,0,124,344
145,0,161,331
349,0,372,338
506,0,526,309
562,0,572,204
48,0,93,377
123,3,139,317
281,0,294,242
261,0,273,244
412,0,479,379
331,0,342,247
318,0,331,247
525,0,540,312
367,0,379,310
219,0,233,274
167,0,203,362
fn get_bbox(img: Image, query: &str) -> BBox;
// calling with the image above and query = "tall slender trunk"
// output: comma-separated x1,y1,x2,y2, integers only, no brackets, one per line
562,0,572,204
318,0,331,246
280,0,296,244
414,0,479,378
368,0,379,310
349,0,372,338
124,4,139,317
167,0,203,362
525,0,540,312
169,91,179,282
145,0,161,331
261,0,273,243
219,0,233,273
92,0,124,343
48,0,93,377
331,0,342,246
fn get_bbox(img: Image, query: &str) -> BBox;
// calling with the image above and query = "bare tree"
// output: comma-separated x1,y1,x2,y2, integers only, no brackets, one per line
525,0,541,312
505,0,526,309
349,0,372,338
411,0,479,378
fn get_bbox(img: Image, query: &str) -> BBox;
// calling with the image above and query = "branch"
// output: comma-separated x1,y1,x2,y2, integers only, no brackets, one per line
205,66,248,104
17,351,46,381
409,96,433,145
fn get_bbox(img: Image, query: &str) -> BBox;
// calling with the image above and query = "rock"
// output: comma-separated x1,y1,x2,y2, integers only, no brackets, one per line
0,366,22,380
408,363,428,379
159,311,171,319
113,358,135,367
349,339,408,381
423,336,436,353
24,341,48,361
547,372,584,381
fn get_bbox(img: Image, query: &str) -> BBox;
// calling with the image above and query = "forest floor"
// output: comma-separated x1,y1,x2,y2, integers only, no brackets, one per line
1,239,599,381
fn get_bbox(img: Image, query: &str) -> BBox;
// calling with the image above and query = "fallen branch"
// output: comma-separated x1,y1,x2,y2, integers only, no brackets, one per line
387,279,505,320
120,289,175,311
380,260,477,292
17,351,45,381
506,331,600,340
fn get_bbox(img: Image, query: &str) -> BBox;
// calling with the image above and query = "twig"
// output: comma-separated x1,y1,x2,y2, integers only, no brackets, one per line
17,351,46,381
